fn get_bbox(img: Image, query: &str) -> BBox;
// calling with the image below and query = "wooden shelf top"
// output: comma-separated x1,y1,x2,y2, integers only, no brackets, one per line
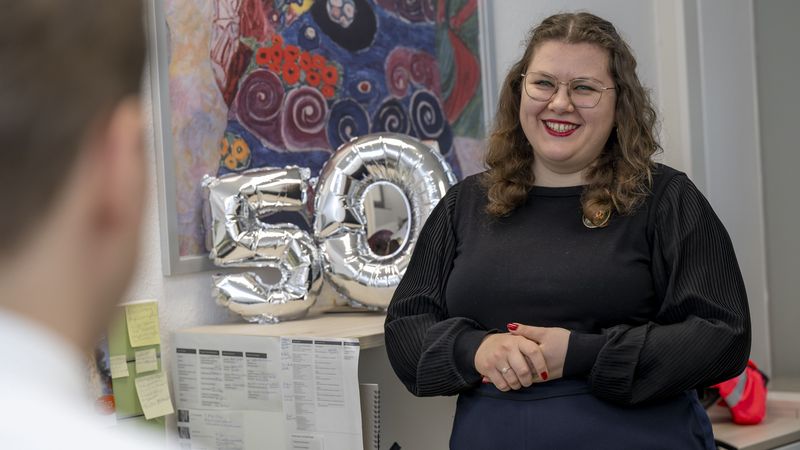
712,417,800,450
177,312,387,350
710,396,800,450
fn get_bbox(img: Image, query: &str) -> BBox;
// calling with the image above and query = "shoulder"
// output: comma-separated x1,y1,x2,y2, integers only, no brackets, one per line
442,171,488,208
650,163,709,204
458,171,488,194
650,163,688,196
648,163,706,211
647,163,723,234
644,163,714,234
438,172,490,231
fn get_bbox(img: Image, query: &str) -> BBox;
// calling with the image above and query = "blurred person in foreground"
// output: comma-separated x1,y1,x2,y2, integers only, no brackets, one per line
0,1,163,448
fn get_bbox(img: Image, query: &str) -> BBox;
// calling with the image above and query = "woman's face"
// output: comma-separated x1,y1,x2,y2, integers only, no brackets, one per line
520,41,616,178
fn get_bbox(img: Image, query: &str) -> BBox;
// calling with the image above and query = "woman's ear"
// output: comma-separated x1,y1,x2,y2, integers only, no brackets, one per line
85,96,146,244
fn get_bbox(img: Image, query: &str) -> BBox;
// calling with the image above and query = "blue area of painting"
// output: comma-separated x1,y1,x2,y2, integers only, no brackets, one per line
444,147,462,177
327,99,371,150
345,68,382,107
218,121,331,177
219,0,460,179
371,97,411,134
410,90,453,154
282,2,436,102
296,22,320,50
247,148,332,177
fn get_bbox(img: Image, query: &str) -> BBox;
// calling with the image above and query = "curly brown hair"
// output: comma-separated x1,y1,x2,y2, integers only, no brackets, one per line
482,12,660,226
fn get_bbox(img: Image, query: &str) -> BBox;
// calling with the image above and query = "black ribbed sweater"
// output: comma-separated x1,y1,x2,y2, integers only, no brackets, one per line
384,164,751,406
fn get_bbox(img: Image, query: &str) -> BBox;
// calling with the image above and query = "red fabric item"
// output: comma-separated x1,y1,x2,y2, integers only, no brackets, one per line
713,360,767,425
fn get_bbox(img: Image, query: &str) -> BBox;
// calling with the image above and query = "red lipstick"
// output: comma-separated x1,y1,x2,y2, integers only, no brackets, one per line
542,119,579,137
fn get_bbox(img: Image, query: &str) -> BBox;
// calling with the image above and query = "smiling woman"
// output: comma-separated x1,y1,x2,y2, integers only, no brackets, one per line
385,11,751,450
519,41,618,188
483,13,660,226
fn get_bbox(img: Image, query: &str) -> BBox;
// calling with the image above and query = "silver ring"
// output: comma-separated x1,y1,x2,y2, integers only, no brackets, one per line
500,367,510,374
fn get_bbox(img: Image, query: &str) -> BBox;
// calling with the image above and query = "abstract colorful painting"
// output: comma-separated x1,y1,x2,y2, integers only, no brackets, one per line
163,0,488,259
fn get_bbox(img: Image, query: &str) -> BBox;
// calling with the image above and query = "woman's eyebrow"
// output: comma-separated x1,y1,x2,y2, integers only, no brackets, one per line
527,69,607,82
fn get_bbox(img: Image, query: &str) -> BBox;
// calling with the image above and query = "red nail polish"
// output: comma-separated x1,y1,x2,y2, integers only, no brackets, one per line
482,377,490,384
507,323,518,331
540,372,549,381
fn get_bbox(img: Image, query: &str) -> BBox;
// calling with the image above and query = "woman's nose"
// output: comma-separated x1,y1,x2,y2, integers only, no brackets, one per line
548,84,575,113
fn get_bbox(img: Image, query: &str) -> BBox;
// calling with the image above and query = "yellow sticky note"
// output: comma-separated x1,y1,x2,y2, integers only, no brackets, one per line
109,355,129,379
125,301,160,347
134,348,158,374
134,372,174,420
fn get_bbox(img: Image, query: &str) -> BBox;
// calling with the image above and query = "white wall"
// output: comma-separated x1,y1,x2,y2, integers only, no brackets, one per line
691,0,770,371
128,0,774,446
754,0,800,381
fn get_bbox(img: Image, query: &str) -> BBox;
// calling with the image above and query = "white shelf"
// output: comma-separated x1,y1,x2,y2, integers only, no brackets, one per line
178,312,387,350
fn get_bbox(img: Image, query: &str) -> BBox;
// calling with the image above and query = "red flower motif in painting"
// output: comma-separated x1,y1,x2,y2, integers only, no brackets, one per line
284,45,300,62
311,54,327,70
305,70,321,87
321,65,339,86
320,84,335,99
282,62,301,85
299,52,312,71
255,47,270,65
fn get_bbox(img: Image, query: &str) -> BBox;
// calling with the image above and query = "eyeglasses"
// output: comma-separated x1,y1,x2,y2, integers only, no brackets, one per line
520,72,615,109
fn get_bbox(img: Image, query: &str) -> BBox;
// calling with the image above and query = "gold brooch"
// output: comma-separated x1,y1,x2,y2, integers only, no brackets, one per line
582,209,611,229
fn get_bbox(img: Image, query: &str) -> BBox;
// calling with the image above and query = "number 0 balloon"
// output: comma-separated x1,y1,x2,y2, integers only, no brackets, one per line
314,133,457,309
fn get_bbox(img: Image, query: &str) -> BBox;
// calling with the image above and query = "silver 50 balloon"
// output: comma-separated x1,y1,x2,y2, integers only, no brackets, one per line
204,133,457,323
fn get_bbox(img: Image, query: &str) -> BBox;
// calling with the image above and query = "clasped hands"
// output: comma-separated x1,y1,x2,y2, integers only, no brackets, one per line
474,323,570,392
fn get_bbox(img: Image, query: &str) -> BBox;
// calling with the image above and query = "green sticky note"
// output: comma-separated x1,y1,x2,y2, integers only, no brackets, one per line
110,355,130,378
135,348,158,374
125,302,160,347
134,371,174,420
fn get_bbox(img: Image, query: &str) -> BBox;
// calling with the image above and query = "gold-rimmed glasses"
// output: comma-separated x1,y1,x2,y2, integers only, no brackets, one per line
521,72,615,109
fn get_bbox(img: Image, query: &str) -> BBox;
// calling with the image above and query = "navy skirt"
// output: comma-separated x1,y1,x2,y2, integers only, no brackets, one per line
450,380,715,450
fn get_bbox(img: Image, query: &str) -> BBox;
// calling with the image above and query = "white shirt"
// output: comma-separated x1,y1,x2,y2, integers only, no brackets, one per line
0,309,166,449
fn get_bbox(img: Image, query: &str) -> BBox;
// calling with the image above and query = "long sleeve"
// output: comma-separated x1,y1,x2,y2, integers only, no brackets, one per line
569,173,751,405
384,183,489,397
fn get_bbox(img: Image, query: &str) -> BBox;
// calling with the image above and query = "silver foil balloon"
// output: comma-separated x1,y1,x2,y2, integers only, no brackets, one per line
212,264,323,324
210,224,322,323
313,133,457,309
203,166,314,264
203,167,320,323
